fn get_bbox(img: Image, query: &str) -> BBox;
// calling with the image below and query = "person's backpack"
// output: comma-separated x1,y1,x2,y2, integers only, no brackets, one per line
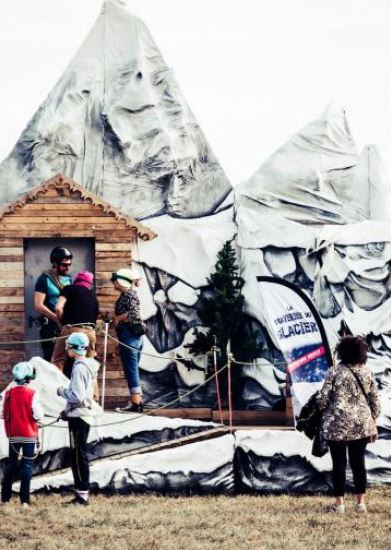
296,391,322,439
296,390,328,457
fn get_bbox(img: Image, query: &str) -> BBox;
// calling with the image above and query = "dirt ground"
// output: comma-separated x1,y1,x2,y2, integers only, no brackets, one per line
1,487,390,549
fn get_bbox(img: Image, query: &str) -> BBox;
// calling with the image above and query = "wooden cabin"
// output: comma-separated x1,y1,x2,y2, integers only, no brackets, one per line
0,173,292,425
0,173,156,407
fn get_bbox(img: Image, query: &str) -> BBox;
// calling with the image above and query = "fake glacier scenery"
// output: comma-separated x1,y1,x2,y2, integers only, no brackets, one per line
0,3,390,543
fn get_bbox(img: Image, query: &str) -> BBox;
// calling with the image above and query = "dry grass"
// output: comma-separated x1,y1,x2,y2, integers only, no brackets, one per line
1,488,390,549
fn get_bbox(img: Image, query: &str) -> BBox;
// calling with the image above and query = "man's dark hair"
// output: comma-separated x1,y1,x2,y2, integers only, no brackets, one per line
335,335,368,366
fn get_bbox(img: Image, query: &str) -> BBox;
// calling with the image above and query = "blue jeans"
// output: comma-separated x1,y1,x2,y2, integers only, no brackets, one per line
116,324,143,395
1,442,36,504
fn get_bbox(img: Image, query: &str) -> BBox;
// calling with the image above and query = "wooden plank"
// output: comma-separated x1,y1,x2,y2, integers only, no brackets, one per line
11,211,109,218
0,288,23,296
0,350,27,361
211,410,289,426
99,386,131,397
0,311,24,326
32,198,88,204
96,263,132,272
0,262,24,271
96,252,133,259
96,243,133,251
0,247,23,255
0,230,133,239
0,327,25,337
101,371,126,380
12,203,105,212
0,304,24,312
96,287,118,296
0,297,24,304
3,217,127,225
0,316,24,326
0,279,23,288
0,239,23,247
0,223,125,231
96,235,135,242
0,231,95,238
0,255,23,262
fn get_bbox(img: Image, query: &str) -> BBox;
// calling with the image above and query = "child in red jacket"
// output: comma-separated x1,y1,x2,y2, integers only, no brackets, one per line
1,362,43,508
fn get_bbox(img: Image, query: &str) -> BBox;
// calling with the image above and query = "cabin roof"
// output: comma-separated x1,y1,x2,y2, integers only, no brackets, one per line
0,174,157,241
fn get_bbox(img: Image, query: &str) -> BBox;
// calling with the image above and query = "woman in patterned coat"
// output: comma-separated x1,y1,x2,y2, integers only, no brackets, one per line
318,335,381,514
111,267,145,413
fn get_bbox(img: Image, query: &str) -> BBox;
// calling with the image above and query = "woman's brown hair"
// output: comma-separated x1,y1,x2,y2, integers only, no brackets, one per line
335,335,368,366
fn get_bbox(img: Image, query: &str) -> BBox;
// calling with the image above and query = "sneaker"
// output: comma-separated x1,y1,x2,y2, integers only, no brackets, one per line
329,504,345,514
116,401,143,413
355,503,367,513
64,496,90,506
21,502,30,510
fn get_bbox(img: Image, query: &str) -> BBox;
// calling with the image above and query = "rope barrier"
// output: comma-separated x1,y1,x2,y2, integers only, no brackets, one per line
105,333,210,361
0,319,290,367
38,361,229,430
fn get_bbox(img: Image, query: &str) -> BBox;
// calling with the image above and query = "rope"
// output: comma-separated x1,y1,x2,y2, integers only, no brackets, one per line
39,361,229,430
106,333,210,361
0,319,288,366
10,442,40,461
0,323,100,346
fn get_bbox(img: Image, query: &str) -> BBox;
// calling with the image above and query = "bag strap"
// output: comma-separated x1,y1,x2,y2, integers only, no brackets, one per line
345,366,371,408
43,270,66,291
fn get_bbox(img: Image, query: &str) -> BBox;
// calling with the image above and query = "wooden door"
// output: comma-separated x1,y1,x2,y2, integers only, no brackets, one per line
23,238,95,359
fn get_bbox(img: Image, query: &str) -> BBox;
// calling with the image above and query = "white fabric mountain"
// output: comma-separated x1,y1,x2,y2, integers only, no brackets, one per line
237,104,391,225
0,0,231,219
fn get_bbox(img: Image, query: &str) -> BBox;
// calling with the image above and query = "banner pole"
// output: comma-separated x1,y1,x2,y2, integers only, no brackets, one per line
227,339,233,432
213,336,224,425
101,314,110,411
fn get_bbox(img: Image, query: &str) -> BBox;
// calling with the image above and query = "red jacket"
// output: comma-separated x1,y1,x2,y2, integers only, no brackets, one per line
3,385,39,440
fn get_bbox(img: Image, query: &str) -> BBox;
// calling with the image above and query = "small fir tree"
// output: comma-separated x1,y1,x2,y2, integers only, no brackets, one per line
187,238,258,407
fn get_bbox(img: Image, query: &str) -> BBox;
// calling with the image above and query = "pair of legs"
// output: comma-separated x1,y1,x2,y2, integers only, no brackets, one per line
68,417,90,502
40,320,59,362
328,438,368,507
116,324,143,405
1,442,36,505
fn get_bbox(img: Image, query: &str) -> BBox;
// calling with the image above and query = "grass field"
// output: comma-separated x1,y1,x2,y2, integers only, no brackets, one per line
1,487,390,549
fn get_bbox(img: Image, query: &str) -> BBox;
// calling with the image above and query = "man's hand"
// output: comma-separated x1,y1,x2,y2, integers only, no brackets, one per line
370,429,378,443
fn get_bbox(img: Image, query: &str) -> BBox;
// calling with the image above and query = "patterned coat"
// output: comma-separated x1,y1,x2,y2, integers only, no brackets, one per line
317,363,381,441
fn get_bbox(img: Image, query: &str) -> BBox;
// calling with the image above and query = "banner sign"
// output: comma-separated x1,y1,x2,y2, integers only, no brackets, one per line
256,276,332,418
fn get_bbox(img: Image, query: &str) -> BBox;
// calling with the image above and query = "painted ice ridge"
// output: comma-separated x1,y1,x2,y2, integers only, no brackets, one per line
0,0,231,219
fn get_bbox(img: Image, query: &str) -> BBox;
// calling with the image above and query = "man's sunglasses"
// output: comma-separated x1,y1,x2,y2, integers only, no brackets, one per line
59,262,72,267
